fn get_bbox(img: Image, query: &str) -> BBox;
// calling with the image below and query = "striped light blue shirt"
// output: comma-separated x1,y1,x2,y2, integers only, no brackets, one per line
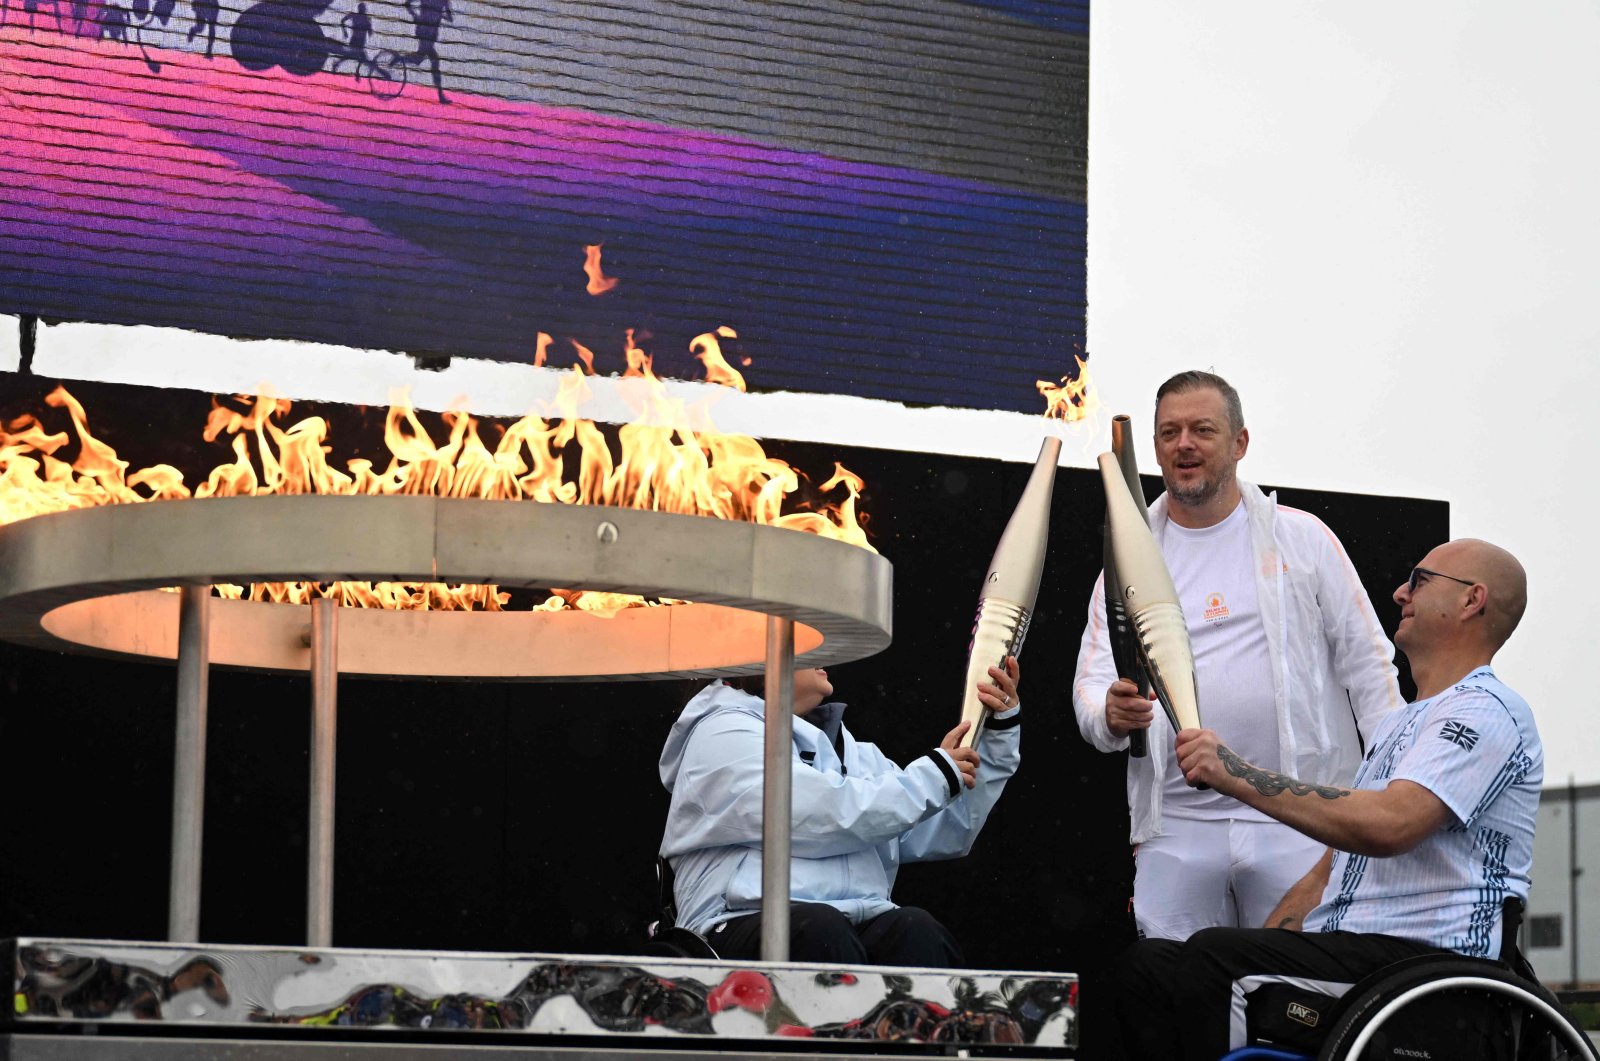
1303,666,1542,957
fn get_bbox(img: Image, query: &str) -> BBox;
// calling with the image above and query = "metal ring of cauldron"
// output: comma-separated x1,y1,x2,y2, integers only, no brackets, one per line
0,495,894,679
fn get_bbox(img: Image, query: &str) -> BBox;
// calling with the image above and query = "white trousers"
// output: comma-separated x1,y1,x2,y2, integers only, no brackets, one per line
1133,815,1325,942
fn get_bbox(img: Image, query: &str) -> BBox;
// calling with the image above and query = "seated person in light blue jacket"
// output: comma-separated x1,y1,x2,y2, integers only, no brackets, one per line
658,660,1021,966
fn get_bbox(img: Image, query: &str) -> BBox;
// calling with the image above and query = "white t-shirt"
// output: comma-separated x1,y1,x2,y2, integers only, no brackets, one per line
1159,501,1278,821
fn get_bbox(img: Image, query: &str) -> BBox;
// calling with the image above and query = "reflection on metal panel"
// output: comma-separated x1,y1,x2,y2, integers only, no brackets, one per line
3,1036,1055,1060
8,939,1077,1050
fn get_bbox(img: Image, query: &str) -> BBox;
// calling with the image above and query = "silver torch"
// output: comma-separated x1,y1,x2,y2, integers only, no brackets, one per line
1103,414,1153,757
956,437,1060,749
1099,451,1202,744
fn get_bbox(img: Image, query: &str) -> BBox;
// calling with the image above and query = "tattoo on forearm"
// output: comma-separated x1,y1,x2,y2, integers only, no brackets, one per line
1274,916,1300,930
1217,746,1350,800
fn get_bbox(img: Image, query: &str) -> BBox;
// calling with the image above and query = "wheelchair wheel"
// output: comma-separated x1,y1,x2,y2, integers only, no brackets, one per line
1316,959,1597,1061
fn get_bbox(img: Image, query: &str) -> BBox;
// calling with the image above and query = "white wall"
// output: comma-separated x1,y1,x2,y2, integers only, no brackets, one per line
1528,785,1600,986
1088,1,1600,784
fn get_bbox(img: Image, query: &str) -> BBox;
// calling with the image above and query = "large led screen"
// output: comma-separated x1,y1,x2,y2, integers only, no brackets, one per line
1,0,1086,411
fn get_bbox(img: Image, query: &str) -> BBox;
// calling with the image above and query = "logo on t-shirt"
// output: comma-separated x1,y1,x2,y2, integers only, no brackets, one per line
1439,720,1480,751
1202,592,1230,624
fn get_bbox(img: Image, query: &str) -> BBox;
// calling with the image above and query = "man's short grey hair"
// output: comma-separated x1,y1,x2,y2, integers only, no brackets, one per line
1155,371,1245,434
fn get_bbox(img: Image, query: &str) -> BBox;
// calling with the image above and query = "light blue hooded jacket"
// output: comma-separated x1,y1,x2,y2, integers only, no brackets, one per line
658,681,1021,937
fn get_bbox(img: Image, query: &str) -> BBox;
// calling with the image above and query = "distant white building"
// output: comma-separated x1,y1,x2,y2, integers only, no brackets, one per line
1527,782,1599,987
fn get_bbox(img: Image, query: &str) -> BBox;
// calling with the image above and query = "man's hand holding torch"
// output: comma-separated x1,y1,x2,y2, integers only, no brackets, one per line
1173,727,1232,791
940,657,1020,789
1105,678,1157,740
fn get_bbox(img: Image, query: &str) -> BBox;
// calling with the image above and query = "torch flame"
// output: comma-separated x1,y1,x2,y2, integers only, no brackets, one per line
0,335,875,613
1037,356,1096,421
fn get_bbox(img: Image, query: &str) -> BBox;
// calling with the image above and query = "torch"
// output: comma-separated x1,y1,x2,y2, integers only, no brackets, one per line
1103,414,1152,757
1099,452,1203,758
956,437,1060,749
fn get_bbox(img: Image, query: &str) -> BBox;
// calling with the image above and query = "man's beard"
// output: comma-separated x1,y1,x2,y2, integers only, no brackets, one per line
1165,469,1228,507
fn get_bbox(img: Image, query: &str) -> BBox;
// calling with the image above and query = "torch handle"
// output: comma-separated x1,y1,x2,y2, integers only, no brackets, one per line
1128,669,1152,757
1139,649,1209,789
958,597,1029,750
1108,414,1152,759
1103,577,1149,759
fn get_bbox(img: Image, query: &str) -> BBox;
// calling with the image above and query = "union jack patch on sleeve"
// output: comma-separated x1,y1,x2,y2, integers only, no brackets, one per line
1439,720,1480,751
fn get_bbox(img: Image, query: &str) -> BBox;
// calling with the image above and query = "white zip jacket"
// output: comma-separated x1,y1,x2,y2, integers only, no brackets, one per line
1073,481,1403,843
659,683,1021,936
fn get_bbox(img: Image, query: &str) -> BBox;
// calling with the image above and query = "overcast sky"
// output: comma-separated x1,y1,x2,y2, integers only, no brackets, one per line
1086,1,1600,784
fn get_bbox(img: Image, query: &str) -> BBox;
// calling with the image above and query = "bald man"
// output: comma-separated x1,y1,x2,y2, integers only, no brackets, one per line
1109,539,1542,1060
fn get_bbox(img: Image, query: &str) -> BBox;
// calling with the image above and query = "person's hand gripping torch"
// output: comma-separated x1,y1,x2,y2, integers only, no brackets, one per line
955,437,1059,749
1103,414,1153,757
1099,450,1205,782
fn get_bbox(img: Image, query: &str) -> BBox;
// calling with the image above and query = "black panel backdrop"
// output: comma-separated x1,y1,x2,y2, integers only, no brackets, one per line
0,377,1444,980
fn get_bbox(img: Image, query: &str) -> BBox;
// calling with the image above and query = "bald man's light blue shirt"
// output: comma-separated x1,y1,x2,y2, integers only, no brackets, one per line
1305,666,1541,958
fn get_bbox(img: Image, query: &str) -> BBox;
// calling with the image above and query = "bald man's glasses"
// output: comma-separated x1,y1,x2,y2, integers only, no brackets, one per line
1408,567,1477,594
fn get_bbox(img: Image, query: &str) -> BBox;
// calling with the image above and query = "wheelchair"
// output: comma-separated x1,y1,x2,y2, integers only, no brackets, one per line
638,855,720,960
1222,901,1597,1061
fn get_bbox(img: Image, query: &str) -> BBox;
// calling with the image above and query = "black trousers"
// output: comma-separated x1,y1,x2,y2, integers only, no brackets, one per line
1108,927,1443,1060
709,902,965,968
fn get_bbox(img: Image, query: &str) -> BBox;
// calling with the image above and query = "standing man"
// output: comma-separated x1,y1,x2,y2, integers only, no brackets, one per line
1112,539,1540,1059
1074,371,1403,941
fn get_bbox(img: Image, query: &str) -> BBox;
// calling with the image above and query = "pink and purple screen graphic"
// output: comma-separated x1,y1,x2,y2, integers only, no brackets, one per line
0,0,1086,411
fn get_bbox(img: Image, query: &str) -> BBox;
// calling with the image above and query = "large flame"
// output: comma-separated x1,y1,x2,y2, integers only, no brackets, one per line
1037,356,1096,421
0,337,874,613
691,326,747,392
583,244,619,296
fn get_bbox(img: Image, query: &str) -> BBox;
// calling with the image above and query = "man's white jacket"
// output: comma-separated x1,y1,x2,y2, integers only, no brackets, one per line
1073,481,1403,843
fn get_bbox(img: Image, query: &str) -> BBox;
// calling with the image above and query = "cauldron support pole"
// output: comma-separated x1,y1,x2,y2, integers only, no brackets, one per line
168,585,210,942
308,597,339,947
761,615,795,962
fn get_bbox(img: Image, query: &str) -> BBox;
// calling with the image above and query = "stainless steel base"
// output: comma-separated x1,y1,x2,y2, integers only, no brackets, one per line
1,1035,1036,1061
6,939,1077,1056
